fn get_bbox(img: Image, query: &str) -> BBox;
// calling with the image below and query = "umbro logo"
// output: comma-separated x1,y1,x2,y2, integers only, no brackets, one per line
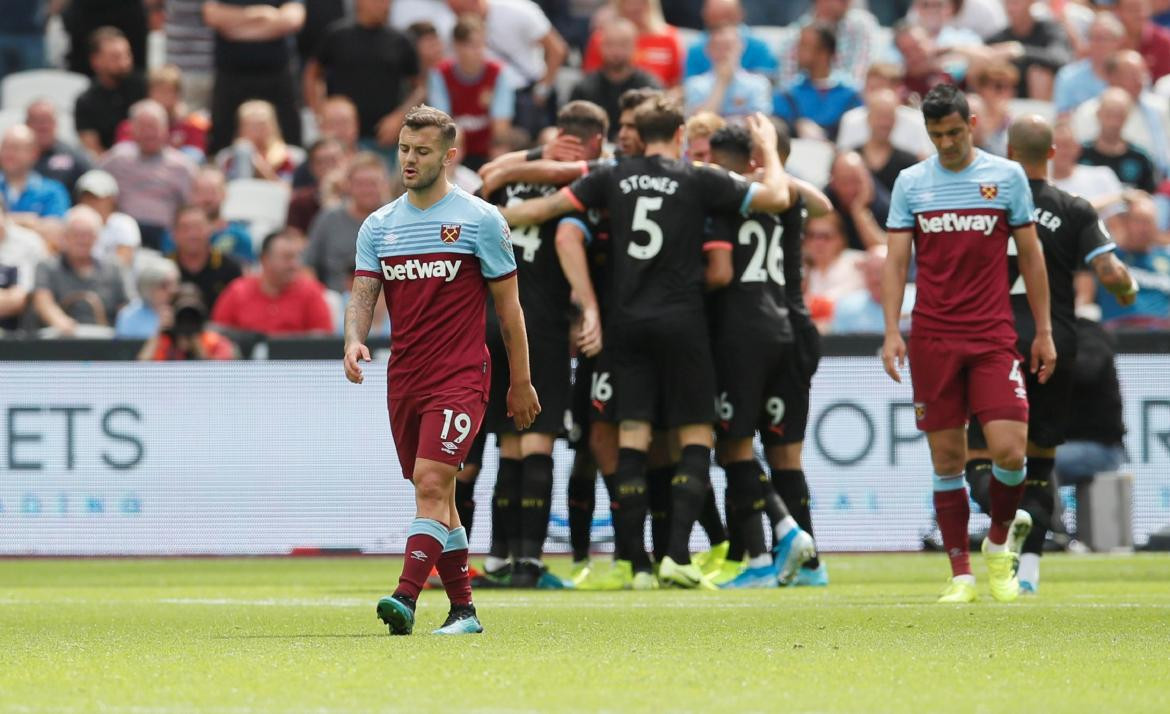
387,233,399,244
410,550,429,561
441,441,458,455
460,565,469,573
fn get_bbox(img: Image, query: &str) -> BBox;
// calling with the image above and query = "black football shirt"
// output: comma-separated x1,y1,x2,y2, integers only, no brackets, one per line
707,207,793,345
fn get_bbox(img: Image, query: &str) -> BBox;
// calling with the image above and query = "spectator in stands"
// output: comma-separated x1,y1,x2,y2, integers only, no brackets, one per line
114,65,210,161
407,22,445,77
168,204,244,313
429,15,517,171
1081,88,1159,193
825,151,889,250
0,3,47,77
851,89,919,194
165,0,217,111
211,229,333,335
303,0,422,148
294,96,360,190
774,24,863,142
1106,50,1170,177
138,283,237,360
683,25,770,119
26,100,92,194
73,27,146,157
115,255,180,338
63,0,148,77
1098,191,1170,328
0,124,69,247
74,170,141,281
1117,0,1170,81
684,112,724,164
1053,12,1124,116
1051,121,1126,216
203,0,305,154
187,166,256,264
1055,315,1127,486
0,200,49,335
781,0,881,88
215,100,305,183
830,246,915,333
970,61,1020,156
446,129,485,194
804,211,866,332
100,100,197,251
288,139,347,234
986,0,1072,100
836,70,934,157
900,0,1020,84
940,0,1007,40
305,154,390,293
683,0,777,80
892,22,955,104
584,0,682,87
570,18,661,142
32,205,127,335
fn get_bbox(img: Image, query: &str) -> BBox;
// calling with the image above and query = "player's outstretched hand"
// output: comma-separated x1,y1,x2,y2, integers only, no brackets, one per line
881,332,907,383
343,342,371,384
746,112,778,152
507,382,541,430
577,307,602,358
1031,332,1057,384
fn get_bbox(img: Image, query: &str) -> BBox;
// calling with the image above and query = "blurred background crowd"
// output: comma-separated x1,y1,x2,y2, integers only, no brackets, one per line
0,0,1168,361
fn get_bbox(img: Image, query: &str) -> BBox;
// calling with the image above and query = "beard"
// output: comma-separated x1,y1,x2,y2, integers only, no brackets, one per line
402,161,443,192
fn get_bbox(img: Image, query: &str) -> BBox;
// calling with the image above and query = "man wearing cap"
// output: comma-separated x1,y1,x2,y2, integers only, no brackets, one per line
76,170,142,274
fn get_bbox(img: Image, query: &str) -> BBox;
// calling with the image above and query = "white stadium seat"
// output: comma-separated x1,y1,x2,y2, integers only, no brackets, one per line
1006,98,1056,124
222,179,291,252
1,69,89,114
787,138,835,188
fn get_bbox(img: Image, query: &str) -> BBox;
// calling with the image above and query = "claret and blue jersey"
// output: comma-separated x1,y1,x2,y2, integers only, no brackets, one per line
354,185,517,399
886,149,1036,345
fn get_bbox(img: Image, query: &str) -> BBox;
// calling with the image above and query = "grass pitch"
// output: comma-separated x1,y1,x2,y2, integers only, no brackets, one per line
2,554,1168,713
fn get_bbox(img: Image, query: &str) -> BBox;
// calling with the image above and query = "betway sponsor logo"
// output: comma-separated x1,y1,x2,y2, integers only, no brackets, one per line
380,258,462,282
917,212,1000,236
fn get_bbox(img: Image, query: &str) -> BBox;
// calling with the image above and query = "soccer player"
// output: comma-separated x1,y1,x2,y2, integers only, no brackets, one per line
966,115,1137,594
881,85,1056,604
501,98,795,588
704,123,824,589
484,100,610,588
344,105,540,635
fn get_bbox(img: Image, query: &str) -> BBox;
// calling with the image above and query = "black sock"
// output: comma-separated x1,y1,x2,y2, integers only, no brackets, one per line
771,468,818,569
455,478,476,540
567,471,596,562
726,460,768,559
667,445,712,564
1021,457,1056,555
646,465,673,563
519,454,554,560
602,472,624,560
490,457,521,560
698,484,727,545
964,458,993,514
725,492,745,563
614,449,651,572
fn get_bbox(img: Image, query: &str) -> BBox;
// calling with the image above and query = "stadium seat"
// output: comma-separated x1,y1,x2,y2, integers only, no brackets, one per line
753,25,796,59
1007,98,1056,124
0,108,24,135
0,105,77,144
676,27,702,53
1154,73,1170,100
300,108,319,146
555,66,583,107
1,69,89,113
836,104,935,158
787,138,835,188
222,179,291,251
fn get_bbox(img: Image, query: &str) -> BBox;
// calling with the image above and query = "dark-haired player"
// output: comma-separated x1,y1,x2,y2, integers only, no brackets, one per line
882,85,1055,604
966,115,1137,595
344,105,539,635
501,98,795,588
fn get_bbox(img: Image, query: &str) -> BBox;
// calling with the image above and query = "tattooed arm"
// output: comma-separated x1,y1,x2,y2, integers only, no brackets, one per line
343,276,382,384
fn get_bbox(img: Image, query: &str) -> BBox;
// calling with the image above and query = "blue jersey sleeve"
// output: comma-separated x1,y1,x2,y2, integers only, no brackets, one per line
886,172,915,231
476,207,518,280
354,217,381,276
1008,164,1035,228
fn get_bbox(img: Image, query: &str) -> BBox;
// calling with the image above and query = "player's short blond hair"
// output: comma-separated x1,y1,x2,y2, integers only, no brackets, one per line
685,112,726,141
403,105,458,147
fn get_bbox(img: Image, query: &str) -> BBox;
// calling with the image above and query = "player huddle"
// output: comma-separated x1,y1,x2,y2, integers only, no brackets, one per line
344,82,1138,636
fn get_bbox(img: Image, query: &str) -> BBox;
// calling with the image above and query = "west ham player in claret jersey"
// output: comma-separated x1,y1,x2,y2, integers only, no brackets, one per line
965,115,1137,595
881,85,1056,604
343,106,540,635
501,98,795,589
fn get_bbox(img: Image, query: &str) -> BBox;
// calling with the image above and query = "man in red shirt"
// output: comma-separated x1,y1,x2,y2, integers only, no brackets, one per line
1117,0,1170,81
210,229,333,335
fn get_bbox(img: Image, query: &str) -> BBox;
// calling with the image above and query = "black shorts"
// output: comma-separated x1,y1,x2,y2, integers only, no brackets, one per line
967,346,1074,450
610,313,717,427
484,315,510,434
771,323,820,445
497,328,571,435
464,426,488,467
714,338,796,442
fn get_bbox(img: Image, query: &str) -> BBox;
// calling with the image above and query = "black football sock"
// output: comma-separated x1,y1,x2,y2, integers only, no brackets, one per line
614,449,651,572
698,483,728,546
602,472,624,561
455,478,476,540
964,458,994,515
489,457,521,562
771,468,818,570
667,445,712,565
646,465,673,563
726,460,768,559
519,454,554,561
1020,457,1056,556
567,470,596,562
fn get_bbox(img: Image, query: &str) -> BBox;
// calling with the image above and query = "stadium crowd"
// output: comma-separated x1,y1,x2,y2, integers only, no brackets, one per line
0,0,1167,352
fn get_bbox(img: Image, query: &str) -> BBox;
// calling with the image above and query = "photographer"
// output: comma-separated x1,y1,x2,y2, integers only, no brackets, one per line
137,284,236,361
